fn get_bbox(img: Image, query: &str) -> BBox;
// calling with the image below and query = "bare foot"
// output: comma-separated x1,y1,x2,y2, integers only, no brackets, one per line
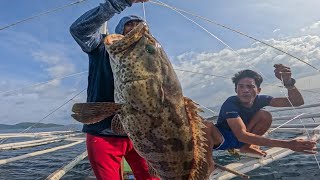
239,144,267,157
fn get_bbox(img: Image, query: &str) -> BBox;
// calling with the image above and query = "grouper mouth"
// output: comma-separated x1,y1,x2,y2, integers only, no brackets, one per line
104,22,151,55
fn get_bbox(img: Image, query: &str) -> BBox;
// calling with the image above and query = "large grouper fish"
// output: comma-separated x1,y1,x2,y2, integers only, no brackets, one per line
71,22,210,180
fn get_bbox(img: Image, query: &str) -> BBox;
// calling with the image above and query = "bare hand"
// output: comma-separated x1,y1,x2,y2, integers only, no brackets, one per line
287,139,317,154
131,0,149,3
274,64,292,84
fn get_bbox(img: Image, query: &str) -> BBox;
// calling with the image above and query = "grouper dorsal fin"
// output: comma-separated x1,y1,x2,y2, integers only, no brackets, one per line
184,97,209,180
71,102,122,124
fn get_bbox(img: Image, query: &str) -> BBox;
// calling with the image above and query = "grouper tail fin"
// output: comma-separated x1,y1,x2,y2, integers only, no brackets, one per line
184,97,209,180
71,102,122,124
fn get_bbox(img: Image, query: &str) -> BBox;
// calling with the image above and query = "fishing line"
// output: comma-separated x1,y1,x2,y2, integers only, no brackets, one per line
265,84,320,96
142,2,147,21
174,69,230,79
0,88,87,145
174,69,320,120
150,1,316,108
150,0,276,92
0,0,88,31
151,0,247,64
0,71,88,126
175,69,320,96
28,76,87,177
192,100,218,119
20,88,86,133
268,113,306,134
0,71,88,96
151,0,319,124
149,0,320,72
35,141,86,180
67,75,88,132
156,1,319,121
278,75,320,169
150,1,320,168
269,102,320,113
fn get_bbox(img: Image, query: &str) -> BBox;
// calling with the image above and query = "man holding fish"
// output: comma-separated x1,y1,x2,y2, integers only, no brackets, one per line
70,0,317,179
70,0,158,180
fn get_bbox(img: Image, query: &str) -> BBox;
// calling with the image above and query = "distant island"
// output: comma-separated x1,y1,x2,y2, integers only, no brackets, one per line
0,122,64,130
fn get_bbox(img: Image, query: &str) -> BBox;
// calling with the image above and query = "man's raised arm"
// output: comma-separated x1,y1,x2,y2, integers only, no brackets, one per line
69,0,133,53
270,64,304,107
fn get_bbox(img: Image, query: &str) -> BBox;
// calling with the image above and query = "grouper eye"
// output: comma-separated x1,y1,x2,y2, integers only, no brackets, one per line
145,44,156,54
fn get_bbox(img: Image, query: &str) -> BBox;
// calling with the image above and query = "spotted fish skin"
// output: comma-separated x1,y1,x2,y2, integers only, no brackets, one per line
105,22,209,180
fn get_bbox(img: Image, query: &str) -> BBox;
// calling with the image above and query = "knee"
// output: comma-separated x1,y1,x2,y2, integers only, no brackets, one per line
203,121,216,134
203,120,214,128
202,121,223,144
255,110,272,125
202,121,216,140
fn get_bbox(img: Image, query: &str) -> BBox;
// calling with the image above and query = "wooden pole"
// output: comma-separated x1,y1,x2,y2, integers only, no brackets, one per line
46,151,88,180
215,163,250,179
121,158,125,180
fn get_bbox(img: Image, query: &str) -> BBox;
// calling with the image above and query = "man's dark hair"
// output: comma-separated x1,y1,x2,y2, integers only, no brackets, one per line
232,69,263,88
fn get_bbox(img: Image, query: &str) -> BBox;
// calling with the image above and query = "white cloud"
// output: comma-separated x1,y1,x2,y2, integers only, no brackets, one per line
0,30,86,125
0,84,87,125
32,51,75,82
174,35,320,108
2,19,320,126
273,29,280,33
301,21,320,33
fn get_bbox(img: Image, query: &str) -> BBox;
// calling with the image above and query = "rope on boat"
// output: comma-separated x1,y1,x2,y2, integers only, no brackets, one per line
269,102,320,112
151,0,250,68
273,112,320,121
278,75,320,169
267,113,305,134
0,1,319,178
0,88,86,146
0,71,88,96
0,0,88,31
149,0,320,72
142,2,147,21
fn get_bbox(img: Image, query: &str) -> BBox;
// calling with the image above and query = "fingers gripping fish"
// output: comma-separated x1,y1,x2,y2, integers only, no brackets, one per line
71,22,209,180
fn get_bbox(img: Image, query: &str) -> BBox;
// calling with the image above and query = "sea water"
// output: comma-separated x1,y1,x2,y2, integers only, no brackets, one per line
0,127,319,180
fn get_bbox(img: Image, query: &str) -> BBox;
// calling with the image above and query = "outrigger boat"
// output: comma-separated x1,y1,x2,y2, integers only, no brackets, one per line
1,0,320,179
0,102,319,179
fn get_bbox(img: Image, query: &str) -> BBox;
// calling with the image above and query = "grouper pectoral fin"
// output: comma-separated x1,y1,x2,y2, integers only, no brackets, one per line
71,102,122,124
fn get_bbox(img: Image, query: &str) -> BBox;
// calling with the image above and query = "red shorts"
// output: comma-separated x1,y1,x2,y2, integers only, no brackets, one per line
86,134,159,180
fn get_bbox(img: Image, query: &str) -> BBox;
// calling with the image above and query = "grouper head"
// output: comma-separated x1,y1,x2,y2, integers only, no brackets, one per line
104,22,184,116
105,22,160,85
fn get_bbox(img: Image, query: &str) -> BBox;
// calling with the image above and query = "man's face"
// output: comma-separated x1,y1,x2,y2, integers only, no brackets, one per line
235,77,261,107
123,20,141,35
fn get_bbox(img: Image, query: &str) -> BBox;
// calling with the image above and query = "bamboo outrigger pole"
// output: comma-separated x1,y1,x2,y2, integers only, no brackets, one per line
215,163,250,179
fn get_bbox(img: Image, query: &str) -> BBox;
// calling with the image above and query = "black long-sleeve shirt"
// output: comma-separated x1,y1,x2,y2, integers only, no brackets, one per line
69,0,132,137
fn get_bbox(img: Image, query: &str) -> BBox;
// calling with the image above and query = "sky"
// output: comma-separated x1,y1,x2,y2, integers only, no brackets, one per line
0,0,320,125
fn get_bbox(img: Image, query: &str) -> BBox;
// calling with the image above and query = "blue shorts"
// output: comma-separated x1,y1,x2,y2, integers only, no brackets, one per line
214,126,245,150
